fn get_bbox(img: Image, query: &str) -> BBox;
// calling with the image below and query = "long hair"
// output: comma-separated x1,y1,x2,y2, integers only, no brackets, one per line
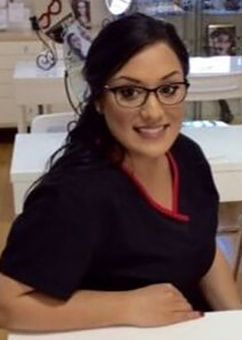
71,0,90,22
28,13,189,187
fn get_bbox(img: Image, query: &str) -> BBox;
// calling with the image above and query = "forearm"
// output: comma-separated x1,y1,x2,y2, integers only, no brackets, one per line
3,289,129,332
200,246,241,310
0,277,203,332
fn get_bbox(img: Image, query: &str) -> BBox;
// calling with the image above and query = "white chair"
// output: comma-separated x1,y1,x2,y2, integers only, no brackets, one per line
31,112,78,133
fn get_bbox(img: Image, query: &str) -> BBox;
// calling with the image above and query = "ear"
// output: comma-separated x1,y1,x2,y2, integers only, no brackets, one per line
95,102,101,113
95,100,103,114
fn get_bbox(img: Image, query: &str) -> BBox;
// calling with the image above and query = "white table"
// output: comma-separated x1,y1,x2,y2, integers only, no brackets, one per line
182,125,242,202
13,56,242,132
8,311,242,340
10,125,242,215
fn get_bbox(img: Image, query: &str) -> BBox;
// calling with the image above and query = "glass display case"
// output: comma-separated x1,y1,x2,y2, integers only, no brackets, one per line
200,0,242,57
128,0,198,55
126,0,242,57
198,0,242,123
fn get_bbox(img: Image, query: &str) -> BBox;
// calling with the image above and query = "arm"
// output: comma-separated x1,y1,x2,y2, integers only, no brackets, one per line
0,274,201,332
200,246,241,310
0,274,127,332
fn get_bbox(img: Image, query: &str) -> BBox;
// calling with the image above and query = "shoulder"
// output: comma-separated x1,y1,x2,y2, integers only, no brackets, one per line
171,133,211,177
171,133,219,201
24,163,123,212
171,133,207,164
15,163,122,252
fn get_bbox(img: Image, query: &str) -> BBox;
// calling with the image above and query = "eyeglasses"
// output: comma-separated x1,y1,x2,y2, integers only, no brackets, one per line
104,81,190,108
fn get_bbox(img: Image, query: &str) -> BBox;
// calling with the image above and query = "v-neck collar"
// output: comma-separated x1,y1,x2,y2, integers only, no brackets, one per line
121,152,190,223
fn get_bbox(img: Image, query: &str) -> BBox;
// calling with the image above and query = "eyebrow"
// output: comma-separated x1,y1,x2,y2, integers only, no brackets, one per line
112,71,182,84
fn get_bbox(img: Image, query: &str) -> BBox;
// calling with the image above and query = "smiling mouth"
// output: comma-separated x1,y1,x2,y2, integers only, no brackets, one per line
134,124,170,139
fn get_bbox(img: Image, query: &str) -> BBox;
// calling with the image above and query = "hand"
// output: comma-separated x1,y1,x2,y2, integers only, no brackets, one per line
125,283,202,327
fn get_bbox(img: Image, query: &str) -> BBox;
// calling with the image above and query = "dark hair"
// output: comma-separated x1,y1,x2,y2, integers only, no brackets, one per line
32,13,189,183
210,27,236,55
71,0,90,23
210,27,235,41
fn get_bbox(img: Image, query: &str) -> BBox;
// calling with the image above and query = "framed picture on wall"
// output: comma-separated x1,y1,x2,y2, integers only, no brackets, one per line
207,24,236,56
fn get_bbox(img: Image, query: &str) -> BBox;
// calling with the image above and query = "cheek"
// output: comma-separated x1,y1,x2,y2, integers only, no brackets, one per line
103,106,132,140
105,111,125,127
168,104,186,124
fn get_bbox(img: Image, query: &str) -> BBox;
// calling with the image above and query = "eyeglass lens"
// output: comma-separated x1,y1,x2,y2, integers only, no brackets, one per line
112,83,188,108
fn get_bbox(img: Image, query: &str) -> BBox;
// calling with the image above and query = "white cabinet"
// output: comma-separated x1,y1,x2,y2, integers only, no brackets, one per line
0,33,41,127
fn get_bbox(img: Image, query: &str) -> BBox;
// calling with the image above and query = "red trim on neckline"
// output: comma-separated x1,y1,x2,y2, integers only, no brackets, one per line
167,152,178,212
121,154,190,223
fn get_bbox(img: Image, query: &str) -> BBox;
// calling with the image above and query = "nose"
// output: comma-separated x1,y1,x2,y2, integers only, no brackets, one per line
139,92,166,122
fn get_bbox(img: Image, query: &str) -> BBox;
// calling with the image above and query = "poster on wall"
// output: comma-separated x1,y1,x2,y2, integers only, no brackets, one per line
63,19,92,102
70,0,91,29
207,24,236,56
64,21,91,63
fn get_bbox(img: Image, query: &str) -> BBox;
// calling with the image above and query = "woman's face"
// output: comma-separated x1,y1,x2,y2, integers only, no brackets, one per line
212,34,232,55
70,34,82,50
98,42,187,161
78,1,87,16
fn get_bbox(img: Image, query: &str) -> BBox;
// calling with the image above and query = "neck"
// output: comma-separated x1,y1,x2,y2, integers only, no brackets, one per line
122,152,173,210
123,153,169,180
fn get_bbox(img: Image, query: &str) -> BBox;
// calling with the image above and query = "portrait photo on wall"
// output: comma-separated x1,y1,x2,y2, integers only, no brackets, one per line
70,0,91,29
207,24,236,56
63,20,92,103
64,21,92,64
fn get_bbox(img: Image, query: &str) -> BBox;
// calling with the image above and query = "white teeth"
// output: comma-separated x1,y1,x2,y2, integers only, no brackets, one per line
134,125,168,138
138,126,164,133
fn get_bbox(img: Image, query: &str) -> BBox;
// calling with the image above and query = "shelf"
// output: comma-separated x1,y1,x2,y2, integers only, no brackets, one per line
203,9,242,16
0,30,36,42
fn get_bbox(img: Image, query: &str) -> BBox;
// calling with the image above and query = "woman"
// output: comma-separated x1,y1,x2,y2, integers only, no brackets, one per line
71,0,91,29
0,13,240,332
66,32,86,61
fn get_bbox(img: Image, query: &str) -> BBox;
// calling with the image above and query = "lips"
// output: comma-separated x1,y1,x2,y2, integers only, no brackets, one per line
134,124,169,139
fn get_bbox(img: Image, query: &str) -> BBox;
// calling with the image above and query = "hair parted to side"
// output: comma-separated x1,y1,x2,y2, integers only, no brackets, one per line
83,13,189,99
30,13,189,185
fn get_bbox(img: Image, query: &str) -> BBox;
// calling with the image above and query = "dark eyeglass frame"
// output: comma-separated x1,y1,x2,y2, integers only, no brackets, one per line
104,81,190,108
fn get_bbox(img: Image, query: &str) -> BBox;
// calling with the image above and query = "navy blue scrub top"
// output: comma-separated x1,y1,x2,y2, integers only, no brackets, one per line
0,134,219,311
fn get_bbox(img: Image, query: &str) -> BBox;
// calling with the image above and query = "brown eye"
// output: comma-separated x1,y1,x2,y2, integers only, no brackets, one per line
158,84,179,97
116,86,143,101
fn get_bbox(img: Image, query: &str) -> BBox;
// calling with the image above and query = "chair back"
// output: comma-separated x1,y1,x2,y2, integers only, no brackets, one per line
31,112,77,133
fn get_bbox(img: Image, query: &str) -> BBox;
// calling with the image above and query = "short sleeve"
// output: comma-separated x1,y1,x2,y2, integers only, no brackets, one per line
0,174,102,300
176,133,219,203
172,134,219,276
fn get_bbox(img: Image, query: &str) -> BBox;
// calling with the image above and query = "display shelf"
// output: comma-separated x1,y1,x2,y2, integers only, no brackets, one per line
203,9,242,16
0,30,36,42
